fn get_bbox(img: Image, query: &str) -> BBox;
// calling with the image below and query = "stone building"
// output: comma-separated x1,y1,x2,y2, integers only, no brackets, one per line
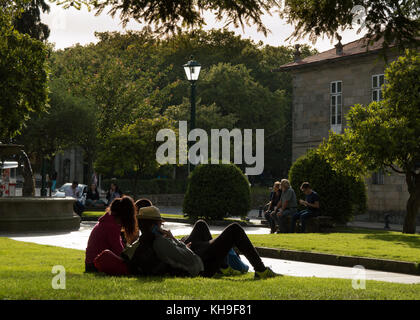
276,37,417,223
53,147,85,186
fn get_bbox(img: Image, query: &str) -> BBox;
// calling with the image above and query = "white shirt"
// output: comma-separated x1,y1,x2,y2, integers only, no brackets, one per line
65,186,80,199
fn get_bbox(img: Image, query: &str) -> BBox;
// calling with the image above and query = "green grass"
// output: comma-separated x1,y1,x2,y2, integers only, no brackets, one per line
1,237,420,300
247,228,420,263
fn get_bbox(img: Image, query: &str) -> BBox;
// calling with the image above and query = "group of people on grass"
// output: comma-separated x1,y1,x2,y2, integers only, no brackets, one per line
84,196,280,279
264,179,320,234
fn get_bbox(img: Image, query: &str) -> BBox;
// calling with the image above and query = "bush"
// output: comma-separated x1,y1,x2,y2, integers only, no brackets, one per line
183,164,251,220
289,150,367,223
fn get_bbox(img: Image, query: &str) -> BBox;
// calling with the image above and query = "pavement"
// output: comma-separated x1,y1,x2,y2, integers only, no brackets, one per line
4,221,420,285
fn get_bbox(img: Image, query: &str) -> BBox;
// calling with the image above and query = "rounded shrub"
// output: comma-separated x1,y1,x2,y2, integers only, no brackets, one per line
183,164,251,220
289,150,367,223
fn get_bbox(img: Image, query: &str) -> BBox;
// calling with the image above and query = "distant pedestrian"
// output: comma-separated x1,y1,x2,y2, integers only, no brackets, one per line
51,171,58,192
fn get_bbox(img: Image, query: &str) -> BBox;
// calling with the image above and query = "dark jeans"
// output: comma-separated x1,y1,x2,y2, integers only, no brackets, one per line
291,210,317,233
277,209,297,233
264,210,278,232
73,201,85,216
182,220,266,277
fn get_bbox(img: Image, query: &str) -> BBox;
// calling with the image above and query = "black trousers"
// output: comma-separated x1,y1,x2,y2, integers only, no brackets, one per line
182,220,266,277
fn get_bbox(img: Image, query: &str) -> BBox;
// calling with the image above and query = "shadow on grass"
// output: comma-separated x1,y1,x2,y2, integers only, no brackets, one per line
363,233,420,249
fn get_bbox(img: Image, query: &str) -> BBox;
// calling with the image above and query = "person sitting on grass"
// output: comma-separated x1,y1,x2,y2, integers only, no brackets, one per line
132,198,248,275
291,182,320,233
126,206,281,279
85,196,139,273
264,181,282,234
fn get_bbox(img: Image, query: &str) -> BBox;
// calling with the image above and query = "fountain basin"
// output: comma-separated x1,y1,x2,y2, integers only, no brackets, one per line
0,197,80,232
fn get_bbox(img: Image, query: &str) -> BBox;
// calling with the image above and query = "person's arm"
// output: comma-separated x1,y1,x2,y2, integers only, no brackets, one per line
108,227,125,256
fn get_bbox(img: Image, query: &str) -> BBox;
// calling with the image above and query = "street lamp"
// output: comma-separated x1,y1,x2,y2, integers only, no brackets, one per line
183,56,201,173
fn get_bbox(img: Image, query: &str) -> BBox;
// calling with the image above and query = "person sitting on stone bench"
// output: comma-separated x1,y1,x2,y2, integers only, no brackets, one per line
291,182,320,233
274,179,298,233
264,181,282,234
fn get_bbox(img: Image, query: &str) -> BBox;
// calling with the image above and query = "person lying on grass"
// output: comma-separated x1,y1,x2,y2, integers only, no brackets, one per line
85,196,138,273
123,206,281,280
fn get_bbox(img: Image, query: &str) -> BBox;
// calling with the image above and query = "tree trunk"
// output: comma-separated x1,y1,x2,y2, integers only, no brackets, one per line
403,173,420,234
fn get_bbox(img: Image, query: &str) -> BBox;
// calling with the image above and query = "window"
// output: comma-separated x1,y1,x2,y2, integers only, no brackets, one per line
330,81,342,133
372,74,385,102
372,169,384,185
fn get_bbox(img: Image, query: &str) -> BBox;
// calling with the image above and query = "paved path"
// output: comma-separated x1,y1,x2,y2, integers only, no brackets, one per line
3,221,420,285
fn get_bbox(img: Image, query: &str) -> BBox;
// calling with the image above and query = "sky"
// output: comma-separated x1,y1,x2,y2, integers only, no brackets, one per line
40,3,366,53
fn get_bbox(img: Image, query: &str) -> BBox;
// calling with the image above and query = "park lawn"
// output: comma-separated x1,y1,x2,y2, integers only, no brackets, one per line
247,228,420,264
1,237,420,300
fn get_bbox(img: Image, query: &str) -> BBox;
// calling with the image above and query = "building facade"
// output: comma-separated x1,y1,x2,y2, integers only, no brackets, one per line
277,38,416,221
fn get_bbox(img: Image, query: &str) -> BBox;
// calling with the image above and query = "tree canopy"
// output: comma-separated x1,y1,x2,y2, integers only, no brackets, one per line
282,0,420,52
0,1,49,141
50,0,279,35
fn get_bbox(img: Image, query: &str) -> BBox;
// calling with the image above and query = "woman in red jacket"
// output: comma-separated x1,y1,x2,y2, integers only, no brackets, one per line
85,196,138,272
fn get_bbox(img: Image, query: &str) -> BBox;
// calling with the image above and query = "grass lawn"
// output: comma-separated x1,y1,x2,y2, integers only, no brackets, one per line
247,228,420,264
1,237,420,300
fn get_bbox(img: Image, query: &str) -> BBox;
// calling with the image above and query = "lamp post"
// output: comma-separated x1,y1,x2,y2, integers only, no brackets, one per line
183,56,201,174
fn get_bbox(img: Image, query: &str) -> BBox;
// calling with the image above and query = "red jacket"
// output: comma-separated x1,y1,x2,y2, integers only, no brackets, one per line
85,212,124,264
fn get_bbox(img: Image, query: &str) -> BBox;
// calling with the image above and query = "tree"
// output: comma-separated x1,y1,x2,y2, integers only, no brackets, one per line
95,117,175,194
282,0,420,53
0,1,49,141
15,80,97,175
318,50,420,233
13,0,50,41
51,0,279,35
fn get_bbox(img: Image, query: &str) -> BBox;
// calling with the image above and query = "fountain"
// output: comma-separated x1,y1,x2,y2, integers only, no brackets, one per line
0,144,80,232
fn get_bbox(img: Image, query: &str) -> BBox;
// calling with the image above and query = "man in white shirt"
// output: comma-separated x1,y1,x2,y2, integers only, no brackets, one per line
65,181,80,198
66,181,84,216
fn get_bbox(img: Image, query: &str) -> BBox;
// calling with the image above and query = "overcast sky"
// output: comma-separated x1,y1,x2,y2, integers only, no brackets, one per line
41,3,366,53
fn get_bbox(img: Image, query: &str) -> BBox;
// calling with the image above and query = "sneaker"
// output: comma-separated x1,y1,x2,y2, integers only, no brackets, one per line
219,266,243,276
254,267,282,280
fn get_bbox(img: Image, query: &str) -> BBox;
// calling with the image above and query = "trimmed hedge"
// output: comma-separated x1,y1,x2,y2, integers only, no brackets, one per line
289,150,367,223
183,164,251,220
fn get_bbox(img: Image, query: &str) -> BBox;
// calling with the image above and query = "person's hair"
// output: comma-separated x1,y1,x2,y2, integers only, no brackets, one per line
108,196,138,244
273,181,281,187
135,198,152,210
72,181,78,186
300,182,311,191
280,179,290,188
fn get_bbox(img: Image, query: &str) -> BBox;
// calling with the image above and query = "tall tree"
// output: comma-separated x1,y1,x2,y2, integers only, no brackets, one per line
318,50,420,234
13,0,50,41
0,1,49,141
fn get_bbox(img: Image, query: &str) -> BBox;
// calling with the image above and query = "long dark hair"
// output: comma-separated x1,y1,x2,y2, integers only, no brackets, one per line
108,196,138,244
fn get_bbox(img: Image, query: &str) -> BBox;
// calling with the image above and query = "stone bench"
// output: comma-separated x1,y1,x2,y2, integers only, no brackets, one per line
278,214,334,233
